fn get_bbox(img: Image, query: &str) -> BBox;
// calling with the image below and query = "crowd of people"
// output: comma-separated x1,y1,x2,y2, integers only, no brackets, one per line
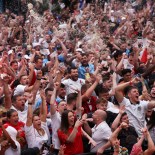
0,0,155,155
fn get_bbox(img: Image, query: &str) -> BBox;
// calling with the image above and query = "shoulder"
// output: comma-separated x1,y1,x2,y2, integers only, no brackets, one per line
3,123,10,129
62,79,69,83
139,100,149,105
120,97,130,105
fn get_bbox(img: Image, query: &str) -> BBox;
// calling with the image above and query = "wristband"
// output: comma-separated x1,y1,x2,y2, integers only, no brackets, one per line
28,102,32,105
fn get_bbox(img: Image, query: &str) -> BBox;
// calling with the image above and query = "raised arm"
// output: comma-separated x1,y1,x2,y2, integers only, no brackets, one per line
67,119,83,143
2,63,16,79
82,114,92,136
82,74,101,100
25,70,42,92
111,106,125,131
17,59,27,79
40,90,47,122
115,77,138,103
110,122,128,142
26,94,34,127
109,72,117,97
144,129,155,155
76,90,82,118
57,38,68,57
116,54,125,74
50,82,59,115
2,75,12,109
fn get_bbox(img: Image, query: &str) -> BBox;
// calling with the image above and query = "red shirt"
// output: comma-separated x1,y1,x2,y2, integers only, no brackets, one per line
0,128,2,137
57,127,83,155
82,96,97,114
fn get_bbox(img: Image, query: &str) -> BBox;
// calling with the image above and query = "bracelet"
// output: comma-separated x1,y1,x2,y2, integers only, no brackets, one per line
28,102,32,105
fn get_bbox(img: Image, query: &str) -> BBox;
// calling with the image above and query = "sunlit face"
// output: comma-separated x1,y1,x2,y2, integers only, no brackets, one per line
103,79,112,89
96,102,108,111
33,115,41,129
150,87,155,98
128,54,134,65
123,72,132,82
9,111,19,125
11,62,18,71
99,92,110,101
128,88,139,103
46,90,53,103
81,55,88,66
58,87,66,98
40,78,49,89
76,52,82,59
20,75,29,85
120,43,127,51
14,96,25,111
68,112,75,127
23,92,31,101
70,69,78,81
58,101,67,114
36,59,43,69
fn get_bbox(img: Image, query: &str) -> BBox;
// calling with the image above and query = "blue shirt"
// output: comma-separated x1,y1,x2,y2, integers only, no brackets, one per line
78,64,94,79
58,54,65,62
35,99,50,113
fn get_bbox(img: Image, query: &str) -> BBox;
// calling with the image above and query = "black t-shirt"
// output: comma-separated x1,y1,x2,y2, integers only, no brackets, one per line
118,126,138,153
106,111,118,127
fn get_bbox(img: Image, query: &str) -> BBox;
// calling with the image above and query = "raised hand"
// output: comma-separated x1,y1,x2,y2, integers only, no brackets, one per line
54,82,60,90
74,119,83,129
120,122,128,129
58,145,66,155
0,73,10,84
37,70,42,80
95,74,102,83
40,90,46,100
119,105,125,115
27,93,34,104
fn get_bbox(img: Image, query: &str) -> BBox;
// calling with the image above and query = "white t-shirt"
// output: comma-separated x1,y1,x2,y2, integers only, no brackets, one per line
62,78,85,95
14,84,27,96
5,126,21,155
51,112,61,150
25,122,49,149
120,97,148,136
91,121,112,152
72,59,81,67
11,103,28,123
107,101,119,114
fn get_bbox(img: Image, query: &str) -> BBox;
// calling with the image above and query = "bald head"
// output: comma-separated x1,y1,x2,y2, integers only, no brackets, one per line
96,110,107,120
93,110,107,124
